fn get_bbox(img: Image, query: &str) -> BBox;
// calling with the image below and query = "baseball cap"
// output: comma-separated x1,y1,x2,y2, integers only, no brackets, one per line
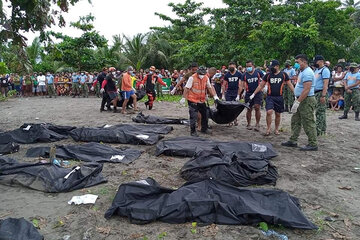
350,62,358,68
270,60,280,67
314,55,325,61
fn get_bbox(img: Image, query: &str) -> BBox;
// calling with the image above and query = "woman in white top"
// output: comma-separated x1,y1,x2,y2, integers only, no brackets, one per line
333,65,345,95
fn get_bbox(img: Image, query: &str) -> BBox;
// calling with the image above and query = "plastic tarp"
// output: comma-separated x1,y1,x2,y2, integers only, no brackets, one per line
0,123,75,144
208,100,249,124
105,178,317,230
0,156,107,193
26,142,141,164
0,142,20,155
180,148,278,187
132,112,189,125
70,124,173,145
155,137,278,159
0,218,43,240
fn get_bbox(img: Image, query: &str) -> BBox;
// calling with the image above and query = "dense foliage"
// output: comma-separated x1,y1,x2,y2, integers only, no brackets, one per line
0,0,360,73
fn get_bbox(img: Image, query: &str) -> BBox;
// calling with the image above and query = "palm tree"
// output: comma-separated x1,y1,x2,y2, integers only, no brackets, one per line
123,33,149,70
342,0,360,9
146,32,172,68
26,37,42,66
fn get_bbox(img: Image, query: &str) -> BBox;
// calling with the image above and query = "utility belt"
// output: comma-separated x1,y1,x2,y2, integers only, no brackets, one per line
314,90,323,94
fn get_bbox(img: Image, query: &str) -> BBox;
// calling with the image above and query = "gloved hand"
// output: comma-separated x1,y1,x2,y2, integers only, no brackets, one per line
100,88,105,94
249,93,255,100
179,97,186,105
170,88,177,95
90,86,94,91
140,84,144,88
235,95,240,101
291,100,300,113
213,95,219,101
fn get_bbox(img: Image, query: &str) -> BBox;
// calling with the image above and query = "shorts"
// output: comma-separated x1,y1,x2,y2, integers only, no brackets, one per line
225,94,237,101
266,96,285,113
245,92,263,108
108,91,118,100
14,85,21,92
123,90,135,99
38,85,46,92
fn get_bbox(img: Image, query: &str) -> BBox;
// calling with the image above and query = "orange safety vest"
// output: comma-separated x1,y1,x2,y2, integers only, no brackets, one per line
187,73,208,103
122,73,133,91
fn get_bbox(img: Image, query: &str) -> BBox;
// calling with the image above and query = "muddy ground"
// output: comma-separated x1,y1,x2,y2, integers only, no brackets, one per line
0,95,359,240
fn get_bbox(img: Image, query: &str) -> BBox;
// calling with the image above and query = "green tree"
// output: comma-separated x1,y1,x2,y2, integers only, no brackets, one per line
123,33,149,70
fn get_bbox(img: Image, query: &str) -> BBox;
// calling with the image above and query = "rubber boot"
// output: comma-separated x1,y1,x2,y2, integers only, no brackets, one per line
339,111,348,119
355,112,360,121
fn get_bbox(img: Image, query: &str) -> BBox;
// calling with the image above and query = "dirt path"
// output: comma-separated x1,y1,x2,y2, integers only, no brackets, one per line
0,96,359,240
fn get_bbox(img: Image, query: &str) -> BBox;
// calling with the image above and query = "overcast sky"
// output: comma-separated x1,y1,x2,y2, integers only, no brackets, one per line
23,0,226,45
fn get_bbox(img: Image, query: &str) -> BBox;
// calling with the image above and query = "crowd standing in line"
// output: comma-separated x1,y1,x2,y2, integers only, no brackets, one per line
1,55,359,151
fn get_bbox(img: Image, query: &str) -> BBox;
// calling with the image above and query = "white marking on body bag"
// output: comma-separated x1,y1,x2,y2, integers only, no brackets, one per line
252,144,267,152
23,125,32,131
136,134,149,140
110,155,125,161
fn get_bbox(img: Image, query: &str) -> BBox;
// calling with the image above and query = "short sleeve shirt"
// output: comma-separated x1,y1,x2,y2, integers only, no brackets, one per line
314,67,330,91
263,71,289,96
241,70,264,93
294,67,315,97
224,71,242,96
344,72,360,89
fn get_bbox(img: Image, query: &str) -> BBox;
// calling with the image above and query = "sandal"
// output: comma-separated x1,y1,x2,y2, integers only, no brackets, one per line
274,130,280,135
246,125,253,130
254,125,260,132
264,131,271,136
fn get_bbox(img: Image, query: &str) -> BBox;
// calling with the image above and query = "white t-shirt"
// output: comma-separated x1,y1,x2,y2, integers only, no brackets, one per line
37,75,46,86
185,76,212,89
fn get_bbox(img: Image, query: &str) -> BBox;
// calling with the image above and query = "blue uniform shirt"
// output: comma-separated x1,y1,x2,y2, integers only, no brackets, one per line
344,72,360,89
314,67,330,91
284,68,296,79
224,71,242,96
46,75,54,84
294,66,315,97
80,75,87,83
242,70,264,93
72,75,79,83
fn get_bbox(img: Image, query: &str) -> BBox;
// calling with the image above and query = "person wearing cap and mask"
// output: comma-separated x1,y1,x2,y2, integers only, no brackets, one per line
121,66,139,114
46,72,56,98
251,60,294,136
238,60,264,131
140,66,167,110
91,67,110,112
339,62,360,121
184,66,219,137
171,62,198,95
101,67,119,113
313,55,330,136
283,60,297,112
282,54,318,151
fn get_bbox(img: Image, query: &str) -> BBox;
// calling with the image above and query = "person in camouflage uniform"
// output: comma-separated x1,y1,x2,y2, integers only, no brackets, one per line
283,60,297,112
339,62,360,121
282,54,318,151
313,55,330,136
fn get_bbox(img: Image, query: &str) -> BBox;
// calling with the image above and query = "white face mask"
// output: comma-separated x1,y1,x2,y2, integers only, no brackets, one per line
199,75,205,79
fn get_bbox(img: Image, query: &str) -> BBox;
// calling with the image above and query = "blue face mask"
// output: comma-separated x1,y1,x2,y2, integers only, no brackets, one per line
149,71,153,74
246,67,253,72
294,63,300,70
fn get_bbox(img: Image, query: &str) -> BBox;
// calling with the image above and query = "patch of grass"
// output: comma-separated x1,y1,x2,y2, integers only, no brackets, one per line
91,206,100,211
0,95,7,101
157,232,167,239
191,222,197,234
7,90,17,97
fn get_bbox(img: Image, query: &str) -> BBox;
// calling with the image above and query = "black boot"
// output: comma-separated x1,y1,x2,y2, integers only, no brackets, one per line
355,112,360,121
339,111,348,119
284,105,289,112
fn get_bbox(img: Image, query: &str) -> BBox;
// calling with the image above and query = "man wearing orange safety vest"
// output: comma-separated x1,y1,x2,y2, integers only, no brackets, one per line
183,66,219,137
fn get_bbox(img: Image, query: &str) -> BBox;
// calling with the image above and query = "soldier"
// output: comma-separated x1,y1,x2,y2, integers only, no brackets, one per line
46,72,56,98
313,55,330,136
283,60,297,112
71,72,80,98
79,72,89,98
339,62,360,121
282,54,318,151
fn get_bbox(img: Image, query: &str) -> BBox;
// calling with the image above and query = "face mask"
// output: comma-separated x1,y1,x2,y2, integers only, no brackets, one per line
285,64,290,68
294,63,300,70
149,71,153,74
229,67,235,72
270,67,277,73
112,72,116,75
81,73,84,75
129,71,133,75
314,64,319,68
350,67,355,72
199,75,205,79
246,67,253,72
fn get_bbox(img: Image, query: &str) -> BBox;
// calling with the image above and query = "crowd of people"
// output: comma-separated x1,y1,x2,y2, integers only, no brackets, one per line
1,55,359,150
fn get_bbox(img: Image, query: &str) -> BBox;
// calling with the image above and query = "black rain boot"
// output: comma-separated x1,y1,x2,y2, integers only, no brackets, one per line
339,111,348,119
355,112,360,121
284,105,289,112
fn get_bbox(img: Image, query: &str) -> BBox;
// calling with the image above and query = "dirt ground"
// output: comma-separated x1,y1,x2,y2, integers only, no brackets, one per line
0,95,359,240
